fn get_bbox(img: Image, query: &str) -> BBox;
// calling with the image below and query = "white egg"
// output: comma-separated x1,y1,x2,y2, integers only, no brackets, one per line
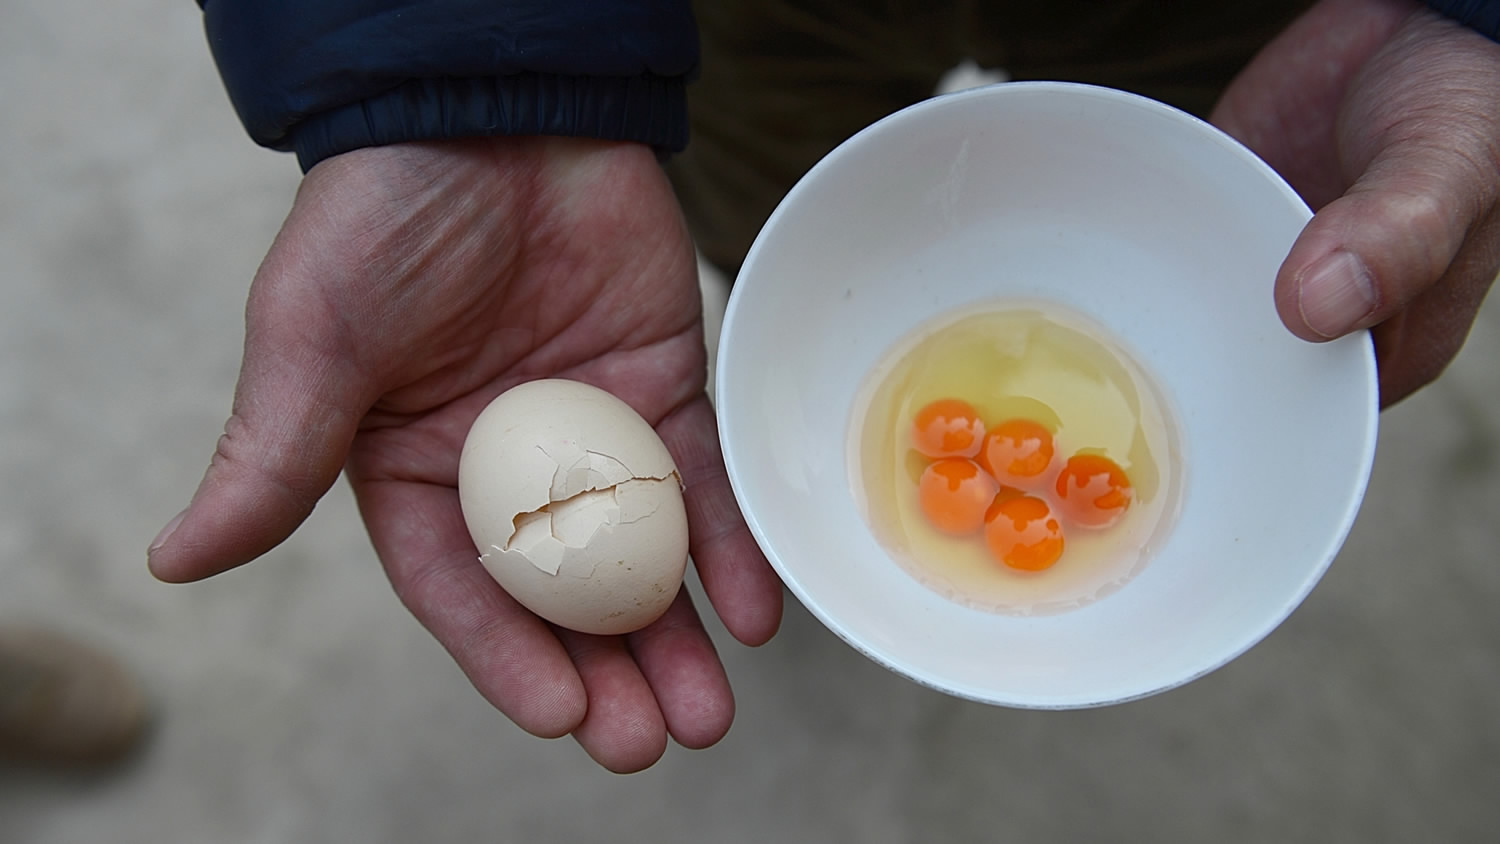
457,379,690,635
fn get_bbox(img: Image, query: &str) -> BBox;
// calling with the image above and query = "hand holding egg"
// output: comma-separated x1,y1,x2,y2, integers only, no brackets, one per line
147,137,783,773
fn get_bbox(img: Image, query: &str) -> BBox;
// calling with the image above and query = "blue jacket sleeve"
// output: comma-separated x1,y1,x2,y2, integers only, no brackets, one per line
1423,0,1500,40
198,1,698,171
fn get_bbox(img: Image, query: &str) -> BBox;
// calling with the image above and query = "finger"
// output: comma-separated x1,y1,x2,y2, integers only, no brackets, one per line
557,629,668,774
627,589,735,750
1275,12,1500,342
656,395,784,647
1277,174,1468,342
1371,208,1500,405
353,476,588,739
147,262,374,582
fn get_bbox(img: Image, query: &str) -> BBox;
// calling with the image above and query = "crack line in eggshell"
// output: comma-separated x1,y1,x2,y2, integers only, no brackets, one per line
486,440,682,576
541,443,640,499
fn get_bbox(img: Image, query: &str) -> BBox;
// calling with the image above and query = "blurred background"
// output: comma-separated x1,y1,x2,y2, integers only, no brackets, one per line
2,2,1497,841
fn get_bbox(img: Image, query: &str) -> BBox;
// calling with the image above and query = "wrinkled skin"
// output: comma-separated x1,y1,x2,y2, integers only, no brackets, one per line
1213,0,1500,405
147,138,784,773
149,0,1500,774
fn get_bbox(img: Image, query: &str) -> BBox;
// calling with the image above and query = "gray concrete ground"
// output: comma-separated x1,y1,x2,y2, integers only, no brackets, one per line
3,2,1498,842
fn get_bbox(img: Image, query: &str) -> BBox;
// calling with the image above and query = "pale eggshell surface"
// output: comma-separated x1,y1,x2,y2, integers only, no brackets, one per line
458,379,689,635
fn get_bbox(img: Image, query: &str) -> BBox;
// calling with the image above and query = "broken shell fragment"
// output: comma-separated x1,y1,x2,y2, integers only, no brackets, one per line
458,379,690,635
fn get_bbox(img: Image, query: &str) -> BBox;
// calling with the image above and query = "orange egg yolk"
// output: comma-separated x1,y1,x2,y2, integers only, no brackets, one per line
978,418,1056,489
911,399,985,459
984,494,1065,571
1055,454,1133,529
918,458,1000,536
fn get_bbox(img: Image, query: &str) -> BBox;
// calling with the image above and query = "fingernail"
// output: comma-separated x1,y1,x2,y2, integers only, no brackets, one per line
1298,250,1378,339
149,509,187,557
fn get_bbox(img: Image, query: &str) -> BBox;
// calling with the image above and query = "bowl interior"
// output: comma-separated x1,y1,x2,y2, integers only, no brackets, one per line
716,82,1377,707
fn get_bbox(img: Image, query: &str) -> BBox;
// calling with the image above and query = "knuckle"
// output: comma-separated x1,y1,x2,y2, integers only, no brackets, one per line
211,412,322,510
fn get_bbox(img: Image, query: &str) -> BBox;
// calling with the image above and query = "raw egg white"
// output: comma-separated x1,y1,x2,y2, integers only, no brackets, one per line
458,379,689,635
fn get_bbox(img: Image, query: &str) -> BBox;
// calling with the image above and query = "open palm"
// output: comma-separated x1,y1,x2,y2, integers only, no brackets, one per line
147,137,783,772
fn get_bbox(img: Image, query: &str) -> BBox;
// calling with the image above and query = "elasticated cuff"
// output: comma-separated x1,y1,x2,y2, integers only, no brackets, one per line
289,72,689,172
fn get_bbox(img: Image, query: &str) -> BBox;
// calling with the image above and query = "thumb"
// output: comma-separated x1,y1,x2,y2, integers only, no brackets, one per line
1276,11,1500,342
148,257,374,582
1276,151,1481,342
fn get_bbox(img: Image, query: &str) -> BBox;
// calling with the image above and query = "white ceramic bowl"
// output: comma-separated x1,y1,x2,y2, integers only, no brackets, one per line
715,81,1378,708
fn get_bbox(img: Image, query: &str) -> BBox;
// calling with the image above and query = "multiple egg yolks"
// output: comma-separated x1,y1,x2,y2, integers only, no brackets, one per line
852,304,1180,616
910,401,1134,571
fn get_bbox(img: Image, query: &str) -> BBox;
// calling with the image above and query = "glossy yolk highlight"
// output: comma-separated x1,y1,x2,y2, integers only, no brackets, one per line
978,418,1055,489
918,458,1000,536
911,399,985,459
1055,454,1134,529
984,495,1065,571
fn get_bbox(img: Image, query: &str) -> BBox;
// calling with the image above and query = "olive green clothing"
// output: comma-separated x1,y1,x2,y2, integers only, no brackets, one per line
667,0,1317,274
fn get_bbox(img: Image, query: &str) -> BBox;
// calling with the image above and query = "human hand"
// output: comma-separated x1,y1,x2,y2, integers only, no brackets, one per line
146,137,784,772
1211,0,1500,405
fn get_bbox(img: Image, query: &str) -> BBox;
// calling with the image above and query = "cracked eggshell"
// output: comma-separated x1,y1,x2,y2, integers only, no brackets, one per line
457,379,690,635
